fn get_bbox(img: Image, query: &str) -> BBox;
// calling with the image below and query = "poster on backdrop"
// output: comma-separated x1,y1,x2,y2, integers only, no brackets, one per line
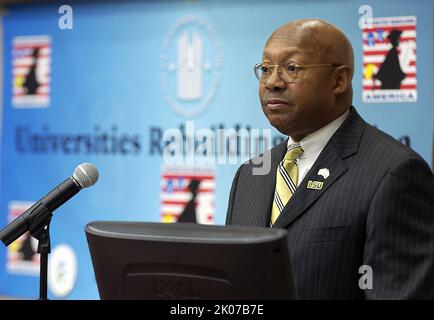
362,16,417,103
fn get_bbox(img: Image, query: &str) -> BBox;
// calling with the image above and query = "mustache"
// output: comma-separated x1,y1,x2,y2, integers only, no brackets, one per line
262,94,294,105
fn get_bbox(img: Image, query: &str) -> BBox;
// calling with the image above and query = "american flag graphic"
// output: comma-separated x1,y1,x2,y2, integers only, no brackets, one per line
12,35,51,108
362,16,417,103
6,201,40,275
160,164,215,224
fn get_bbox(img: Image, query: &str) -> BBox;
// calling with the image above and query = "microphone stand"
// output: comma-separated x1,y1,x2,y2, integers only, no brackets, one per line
35,223,51,300
28,204,53,300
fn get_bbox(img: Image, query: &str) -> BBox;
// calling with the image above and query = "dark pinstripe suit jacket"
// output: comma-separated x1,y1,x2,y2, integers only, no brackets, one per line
226,107,434,299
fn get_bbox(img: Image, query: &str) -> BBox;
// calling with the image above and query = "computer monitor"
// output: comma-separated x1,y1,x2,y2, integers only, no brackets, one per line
85,221,297,300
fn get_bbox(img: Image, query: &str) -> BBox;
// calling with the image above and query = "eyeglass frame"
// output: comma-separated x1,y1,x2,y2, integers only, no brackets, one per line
254,62,342,83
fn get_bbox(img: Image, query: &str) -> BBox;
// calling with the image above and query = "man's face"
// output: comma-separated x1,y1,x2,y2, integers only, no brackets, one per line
259,36,336,140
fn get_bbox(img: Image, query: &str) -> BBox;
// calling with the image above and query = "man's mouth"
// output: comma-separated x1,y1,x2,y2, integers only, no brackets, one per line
265,98,289,110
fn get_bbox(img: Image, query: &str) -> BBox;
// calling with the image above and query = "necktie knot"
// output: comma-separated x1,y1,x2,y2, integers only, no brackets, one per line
284,144,303,161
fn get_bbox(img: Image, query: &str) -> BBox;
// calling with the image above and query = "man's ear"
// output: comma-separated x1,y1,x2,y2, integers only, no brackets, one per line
332,66,352,94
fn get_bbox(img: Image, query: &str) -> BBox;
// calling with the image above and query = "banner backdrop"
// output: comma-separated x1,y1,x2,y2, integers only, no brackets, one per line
0,0,433,299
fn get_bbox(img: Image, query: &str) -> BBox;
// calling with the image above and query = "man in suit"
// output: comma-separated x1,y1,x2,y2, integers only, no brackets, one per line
226,19,434,299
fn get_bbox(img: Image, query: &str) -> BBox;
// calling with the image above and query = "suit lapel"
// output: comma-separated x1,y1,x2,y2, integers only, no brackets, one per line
273,107,366,229
273,145,348,228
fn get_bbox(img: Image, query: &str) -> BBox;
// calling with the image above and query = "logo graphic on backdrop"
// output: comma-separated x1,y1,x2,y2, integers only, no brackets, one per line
12,35,51,108
6,201,39,275
160,164,215,224
160,16,222,117
362,16,417,103
48,244,77,298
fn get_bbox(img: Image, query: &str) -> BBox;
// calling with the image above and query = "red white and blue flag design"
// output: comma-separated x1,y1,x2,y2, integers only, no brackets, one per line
362,16,417,103
12,35,51,107
160,164,215,224
6,201,39,275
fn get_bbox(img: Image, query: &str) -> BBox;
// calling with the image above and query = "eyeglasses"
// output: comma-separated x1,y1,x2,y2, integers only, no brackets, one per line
254,62,341,83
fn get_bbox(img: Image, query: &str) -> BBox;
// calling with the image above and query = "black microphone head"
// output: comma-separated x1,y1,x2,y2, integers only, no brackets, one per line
73,163,99,188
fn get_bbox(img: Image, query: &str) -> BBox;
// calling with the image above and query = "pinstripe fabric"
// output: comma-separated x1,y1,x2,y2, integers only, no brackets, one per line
226,106,434,299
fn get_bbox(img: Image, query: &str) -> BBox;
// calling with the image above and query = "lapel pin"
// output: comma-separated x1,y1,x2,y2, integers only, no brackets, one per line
318,168,330,179
307,180,324,190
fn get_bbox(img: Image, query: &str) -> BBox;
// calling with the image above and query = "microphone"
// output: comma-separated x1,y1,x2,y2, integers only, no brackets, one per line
0,163,99,246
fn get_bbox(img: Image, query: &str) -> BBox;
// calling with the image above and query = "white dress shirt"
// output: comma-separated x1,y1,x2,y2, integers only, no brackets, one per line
287,109,350,187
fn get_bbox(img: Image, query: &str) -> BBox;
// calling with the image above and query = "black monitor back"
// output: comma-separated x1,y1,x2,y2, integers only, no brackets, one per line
85,221,296,300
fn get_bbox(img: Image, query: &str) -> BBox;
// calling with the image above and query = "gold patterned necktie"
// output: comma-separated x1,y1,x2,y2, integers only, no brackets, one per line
270,143,304,225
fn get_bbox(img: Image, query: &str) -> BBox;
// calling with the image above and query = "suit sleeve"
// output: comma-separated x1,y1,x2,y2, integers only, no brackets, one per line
364,156,434,299
225,165,243,225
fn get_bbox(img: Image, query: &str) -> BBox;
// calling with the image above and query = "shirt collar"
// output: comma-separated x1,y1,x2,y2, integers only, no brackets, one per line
287,109,350,159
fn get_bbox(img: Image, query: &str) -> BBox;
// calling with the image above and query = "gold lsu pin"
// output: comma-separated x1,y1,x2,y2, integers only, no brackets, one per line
307,180,324,190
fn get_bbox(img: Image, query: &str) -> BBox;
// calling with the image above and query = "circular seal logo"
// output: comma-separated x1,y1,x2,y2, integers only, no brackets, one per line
48,244,77,298
160,16,222,117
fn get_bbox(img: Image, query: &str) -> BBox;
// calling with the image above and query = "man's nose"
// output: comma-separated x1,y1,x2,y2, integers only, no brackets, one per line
264,67,287,90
